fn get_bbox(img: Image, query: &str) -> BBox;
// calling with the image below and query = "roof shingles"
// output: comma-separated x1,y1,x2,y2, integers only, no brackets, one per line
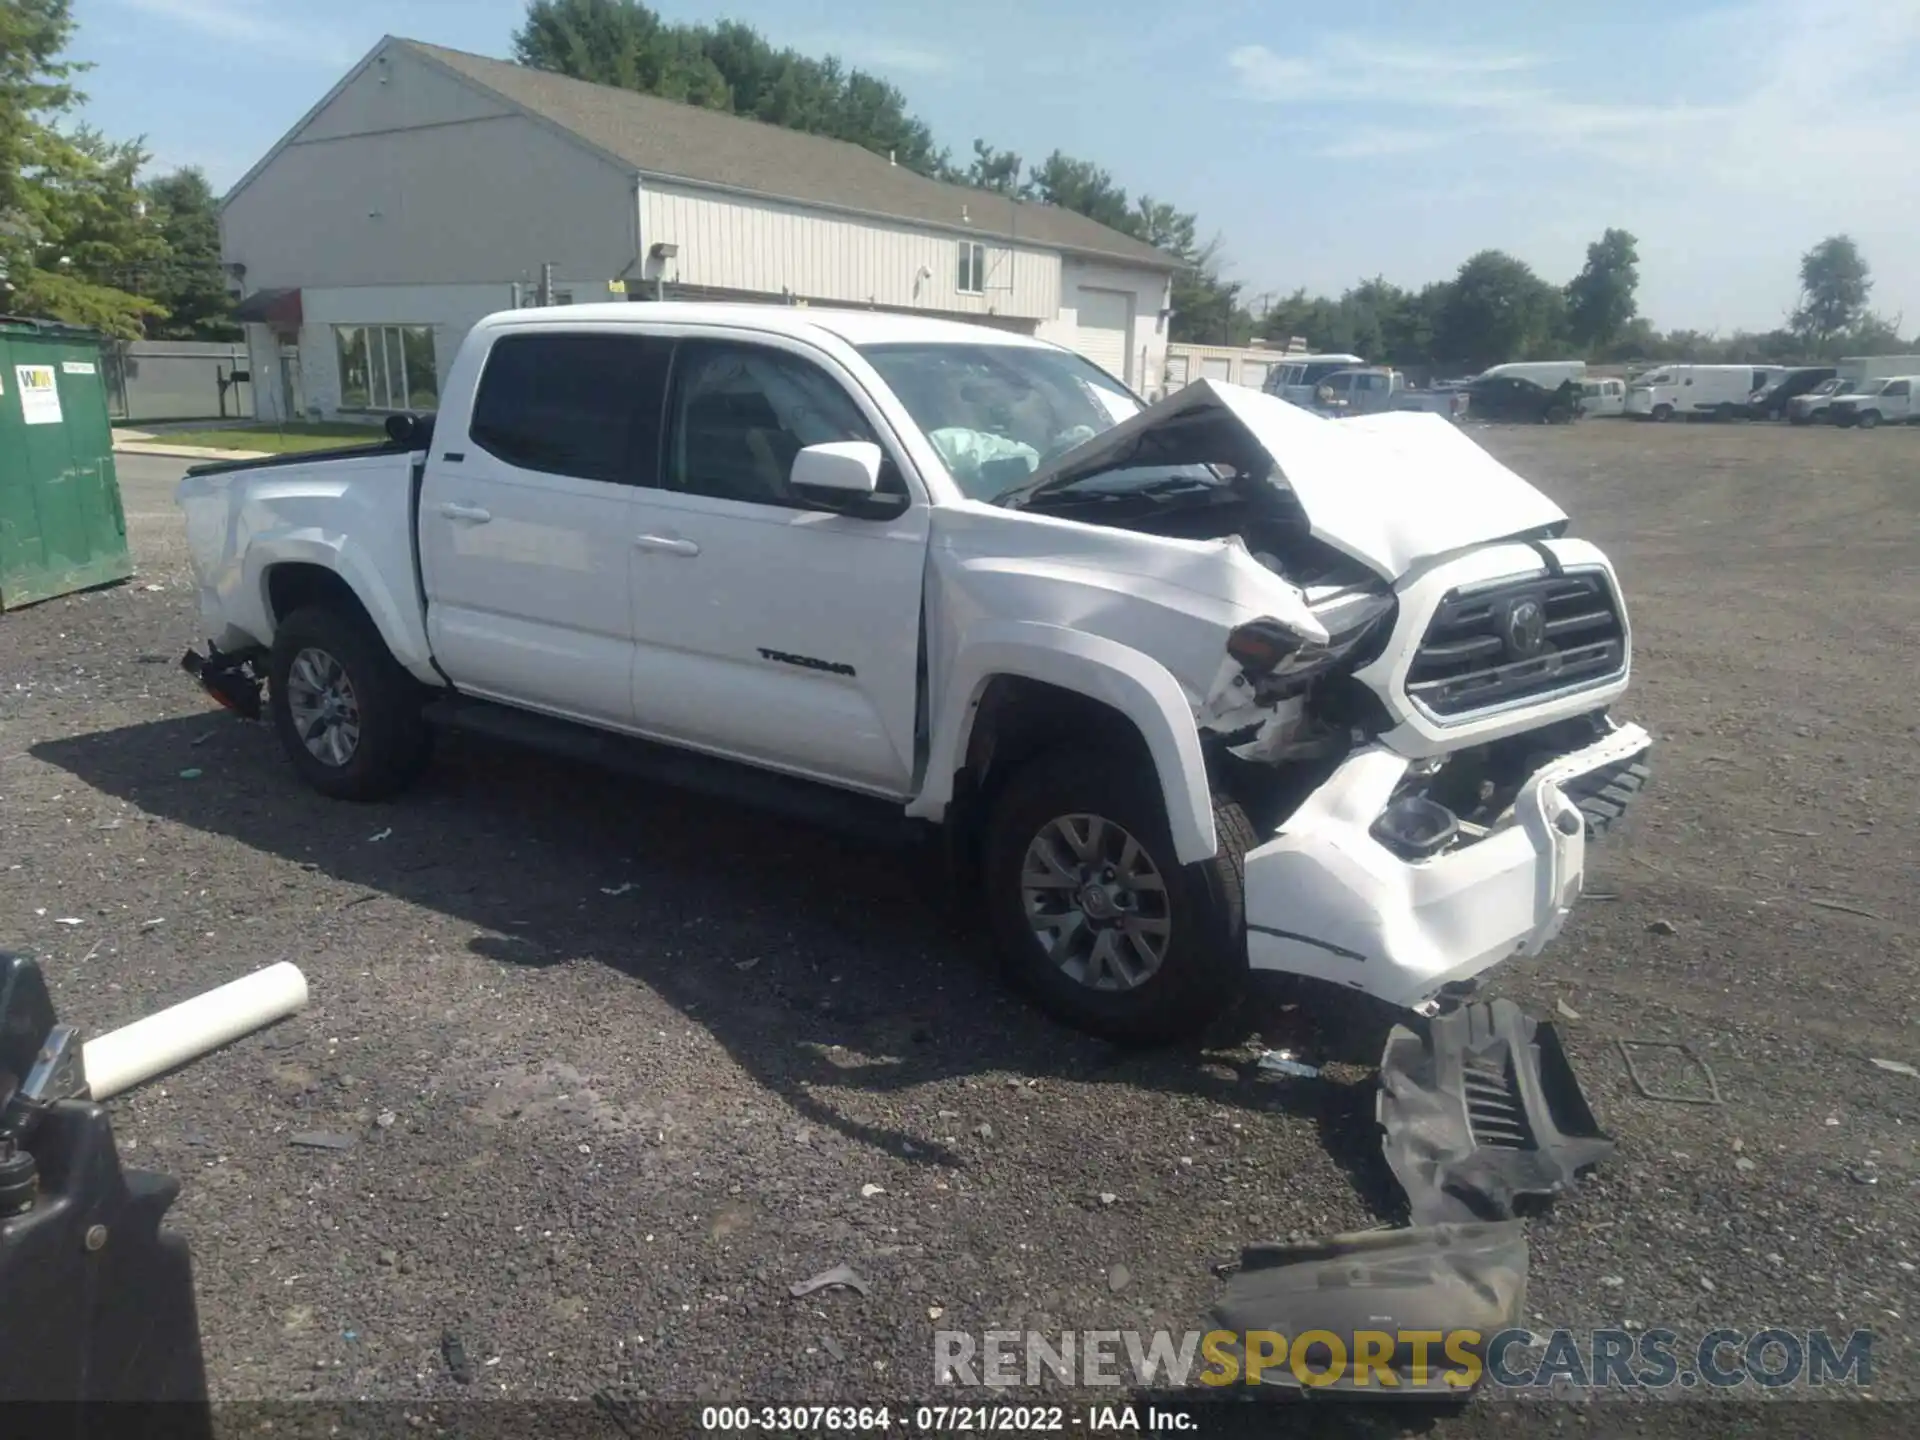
400,39,1178,272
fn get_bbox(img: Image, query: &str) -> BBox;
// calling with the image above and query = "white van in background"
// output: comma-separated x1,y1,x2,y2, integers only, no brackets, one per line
1626,364,1757,420
1828,376,1920,428
1261,353,1367,407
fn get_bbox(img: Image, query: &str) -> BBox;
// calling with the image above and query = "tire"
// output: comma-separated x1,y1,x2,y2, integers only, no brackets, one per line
1788,413,1810,427
1651,404,1674,423
1858,410,1881,430
268,604,432,801
981,747,1252,1044
1714,403,1737,422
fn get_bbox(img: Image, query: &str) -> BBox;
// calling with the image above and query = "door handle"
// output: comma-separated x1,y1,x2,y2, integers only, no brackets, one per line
633,534,700,557
437,502,492,523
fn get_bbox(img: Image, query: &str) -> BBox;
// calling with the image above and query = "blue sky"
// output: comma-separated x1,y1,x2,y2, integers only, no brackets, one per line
69,0,1920,333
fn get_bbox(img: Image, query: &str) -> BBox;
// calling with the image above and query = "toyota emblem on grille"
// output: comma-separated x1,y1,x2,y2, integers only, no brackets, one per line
1505,598,1548,657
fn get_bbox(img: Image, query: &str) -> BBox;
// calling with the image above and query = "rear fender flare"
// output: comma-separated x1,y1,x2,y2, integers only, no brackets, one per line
909,620,1219,864
246,534,435,680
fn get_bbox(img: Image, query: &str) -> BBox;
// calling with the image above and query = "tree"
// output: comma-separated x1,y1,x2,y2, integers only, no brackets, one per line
1018,151,1134,233
961,140,1022,195
141,167,236,339
514,1,947,174
1,0,80,289
1791,235,1871,354
513,0,728,107
0,3,163,338
1435,250,1563,369
1564,227,1639,351
1844,311,1908,356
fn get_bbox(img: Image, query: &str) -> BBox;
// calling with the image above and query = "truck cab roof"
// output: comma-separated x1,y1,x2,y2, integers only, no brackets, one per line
483,302,1062,354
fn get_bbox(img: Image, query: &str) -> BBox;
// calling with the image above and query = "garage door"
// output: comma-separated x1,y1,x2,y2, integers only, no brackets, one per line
1072,288,1133,385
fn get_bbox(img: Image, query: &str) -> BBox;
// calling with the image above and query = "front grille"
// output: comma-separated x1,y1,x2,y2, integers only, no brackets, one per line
1407,569,1625,719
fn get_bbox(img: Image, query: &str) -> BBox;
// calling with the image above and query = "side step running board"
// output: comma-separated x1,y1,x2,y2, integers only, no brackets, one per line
420,697,924,848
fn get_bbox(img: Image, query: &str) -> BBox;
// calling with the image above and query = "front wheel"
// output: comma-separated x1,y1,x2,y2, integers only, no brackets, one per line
1651,404,1674,422
269,605,432,801
1858,410,1881,430
982,748,1253,1044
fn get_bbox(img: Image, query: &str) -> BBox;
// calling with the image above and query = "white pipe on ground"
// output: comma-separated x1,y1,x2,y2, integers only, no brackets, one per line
81,961,309,1101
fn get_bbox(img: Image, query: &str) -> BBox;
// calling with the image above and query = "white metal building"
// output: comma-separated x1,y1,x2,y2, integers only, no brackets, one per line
222,37,1181,423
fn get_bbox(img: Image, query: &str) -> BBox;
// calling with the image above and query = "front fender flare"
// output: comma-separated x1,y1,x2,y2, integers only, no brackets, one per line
909,620,1219,865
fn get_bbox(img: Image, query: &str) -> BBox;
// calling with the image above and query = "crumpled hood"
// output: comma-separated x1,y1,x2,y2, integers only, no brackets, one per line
1009,380,1568,579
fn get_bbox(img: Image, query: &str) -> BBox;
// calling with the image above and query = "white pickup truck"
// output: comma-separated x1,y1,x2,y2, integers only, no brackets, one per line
177,304,1651,1042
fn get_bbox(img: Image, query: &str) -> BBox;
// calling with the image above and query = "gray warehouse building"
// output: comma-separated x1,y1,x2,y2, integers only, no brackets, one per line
222,37,1181,423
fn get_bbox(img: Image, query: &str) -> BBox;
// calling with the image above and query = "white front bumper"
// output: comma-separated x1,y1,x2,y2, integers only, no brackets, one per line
1243,721,1653,1011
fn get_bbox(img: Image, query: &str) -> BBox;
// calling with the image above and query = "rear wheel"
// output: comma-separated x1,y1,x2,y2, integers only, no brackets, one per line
268,605,432,801
1651,404,1674,422
982,748,1252,1044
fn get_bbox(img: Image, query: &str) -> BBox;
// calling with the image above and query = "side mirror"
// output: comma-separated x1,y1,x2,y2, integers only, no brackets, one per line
384,412,437,451
790,440,883,497
791,440,912,522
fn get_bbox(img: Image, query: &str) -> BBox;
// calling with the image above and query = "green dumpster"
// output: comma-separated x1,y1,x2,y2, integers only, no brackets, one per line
0,317,134,610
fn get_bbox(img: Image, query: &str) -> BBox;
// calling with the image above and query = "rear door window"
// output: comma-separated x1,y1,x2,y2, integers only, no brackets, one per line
470,332,671,484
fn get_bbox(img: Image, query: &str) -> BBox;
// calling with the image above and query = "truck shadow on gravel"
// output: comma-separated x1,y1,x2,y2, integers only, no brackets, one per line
33,714,1403,1217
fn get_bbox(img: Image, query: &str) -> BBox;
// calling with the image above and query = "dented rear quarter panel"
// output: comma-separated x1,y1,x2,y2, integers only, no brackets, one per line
175,454,435,681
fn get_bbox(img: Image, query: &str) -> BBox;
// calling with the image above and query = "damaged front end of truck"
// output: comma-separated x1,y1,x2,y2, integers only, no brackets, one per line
999,380,1654,1016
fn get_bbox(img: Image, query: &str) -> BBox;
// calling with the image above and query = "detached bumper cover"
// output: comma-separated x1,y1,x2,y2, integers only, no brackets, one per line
1243,721,1652,1010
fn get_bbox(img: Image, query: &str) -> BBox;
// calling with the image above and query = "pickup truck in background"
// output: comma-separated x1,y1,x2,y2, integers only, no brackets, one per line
1309,367,1470,422
177,304,1650,1043
1786,377,1858,425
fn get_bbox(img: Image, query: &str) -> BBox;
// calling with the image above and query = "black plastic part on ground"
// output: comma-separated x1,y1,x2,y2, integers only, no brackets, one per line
0,954,213,1429
1377,999,1615,1226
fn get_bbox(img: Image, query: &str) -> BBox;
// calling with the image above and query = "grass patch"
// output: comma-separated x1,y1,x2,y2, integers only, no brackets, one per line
147,421,387,454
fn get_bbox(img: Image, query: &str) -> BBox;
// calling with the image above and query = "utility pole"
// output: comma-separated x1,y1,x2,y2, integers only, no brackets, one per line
538,262,554,308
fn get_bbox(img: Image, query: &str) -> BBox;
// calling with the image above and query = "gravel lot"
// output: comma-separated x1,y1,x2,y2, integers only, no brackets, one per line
2,426,1916,1429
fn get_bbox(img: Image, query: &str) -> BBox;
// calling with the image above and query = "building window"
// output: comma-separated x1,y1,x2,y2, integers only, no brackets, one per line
957,241,986,295
335,324,439,411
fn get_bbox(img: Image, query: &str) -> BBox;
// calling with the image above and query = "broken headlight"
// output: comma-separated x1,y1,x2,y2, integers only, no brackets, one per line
1227,592,1396,699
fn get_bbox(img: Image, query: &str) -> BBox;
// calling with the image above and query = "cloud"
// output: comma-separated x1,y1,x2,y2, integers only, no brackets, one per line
791,33,958,76
119,0,356,66
1229,5,1920,173
1227,2,1920,326
1227,39,1550,112
1311,127,1455,160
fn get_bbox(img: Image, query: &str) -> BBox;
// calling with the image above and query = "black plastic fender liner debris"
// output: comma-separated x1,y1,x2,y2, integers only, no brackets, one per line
1206,1222,1528,1396
1378,999,1614,1225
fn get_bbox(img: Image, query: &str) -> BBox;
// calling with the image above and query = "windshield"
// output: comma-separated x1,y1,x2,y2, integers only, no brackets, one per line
859,342,1150,501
